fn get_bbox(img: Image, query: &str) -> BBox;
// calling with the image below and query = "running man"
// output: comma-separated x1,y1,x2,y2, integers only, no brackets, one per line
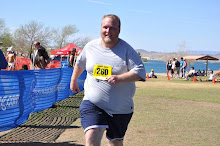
70,14,146,146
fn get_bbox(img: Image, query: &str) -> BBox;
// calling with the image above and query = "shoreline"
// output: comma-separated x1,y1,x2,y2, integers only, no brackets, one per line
153,70,219,77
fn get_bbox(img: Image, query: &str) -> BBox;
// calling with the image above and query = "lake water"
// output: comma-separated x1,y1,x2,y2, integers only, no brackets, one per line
144,60,220,73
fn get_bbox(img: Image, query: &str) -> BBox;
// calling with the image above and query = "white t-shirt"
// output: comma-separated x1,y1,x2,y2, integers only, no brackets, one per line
209,73,216,80
76,38,146,114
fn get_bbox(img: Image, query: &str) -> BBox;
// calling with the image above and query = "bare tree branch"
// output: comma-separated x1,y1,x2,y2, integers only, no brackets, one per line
14,21,53,57
53,25,79,49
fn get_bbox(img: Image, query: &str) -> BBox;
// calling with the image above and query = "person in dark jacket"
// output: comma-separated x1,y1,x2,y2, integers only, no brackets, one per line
69,48,77,67
0,49,8,70
31,41,51,69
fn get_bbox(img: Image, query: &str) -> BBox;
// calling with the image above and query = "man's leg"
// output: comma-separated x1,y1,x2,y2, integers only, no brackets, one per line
85,128,105,146
108,139,123,146
176,68,180,78
183,68,185,78
181,68,183,77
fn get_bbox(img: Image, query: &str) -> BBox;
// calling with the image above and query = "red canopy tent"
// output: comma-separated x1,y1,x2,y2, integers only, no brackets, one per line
50,43,82,55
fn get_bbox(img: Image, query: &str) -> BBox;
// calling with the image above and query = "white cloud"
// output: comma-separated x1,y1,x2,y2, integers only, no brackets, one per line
88,0,112,5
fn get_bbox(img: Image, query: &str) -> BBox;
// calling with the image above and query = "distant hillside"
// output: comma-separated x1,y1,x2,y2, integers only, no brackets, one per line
136,49,220,61
213,54,220,60
136,49,178,61
190,51,220,55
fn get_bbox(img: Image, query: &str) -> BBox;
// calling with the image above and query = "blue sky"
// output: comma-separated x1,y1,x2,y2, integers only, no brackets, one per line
1,0,220,52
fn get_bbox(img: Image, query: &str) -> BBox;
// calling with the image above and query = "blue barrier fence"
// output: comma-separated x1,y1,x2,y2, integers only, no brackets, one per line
0,68,86,132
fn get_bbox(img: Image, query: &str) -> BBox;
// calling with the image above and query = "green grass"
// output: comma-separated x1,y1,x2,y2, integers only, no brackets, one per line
124,76,220,146
136,76,220,103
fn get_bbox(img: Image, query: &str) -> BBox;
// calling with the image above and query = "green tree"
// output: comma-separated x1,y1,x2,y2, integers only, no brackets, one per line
1,33,13,47
0,18,13,48
141,58,147,62
137,52,141,58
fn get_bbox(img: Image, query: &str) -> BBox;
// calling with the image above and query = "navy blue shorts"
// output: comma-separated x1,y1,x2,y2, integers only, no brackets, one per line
79,100,133,141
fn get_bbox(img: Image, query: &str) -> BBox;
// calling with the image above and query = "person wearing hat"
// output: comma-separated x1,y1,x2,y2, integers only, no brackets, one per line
149,69,157,78
0,42,8,70
6,46,16,71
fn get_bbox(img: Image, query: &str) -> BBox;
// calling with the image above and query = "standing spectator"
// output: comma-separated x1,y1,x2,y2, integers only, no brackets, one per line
180,57,184,77
171,58,176,78
6,46,16,71
175,58,180,78
70,14,146,146
0,44,8,70
166,59,172,77
31,41,51,69
181,58,187,78
69,48,77,67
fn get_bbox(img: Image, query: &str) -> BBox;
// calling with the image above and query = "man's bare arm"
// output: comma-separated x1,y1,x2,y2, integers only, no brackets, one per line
70,65,85,92
107,72,142,85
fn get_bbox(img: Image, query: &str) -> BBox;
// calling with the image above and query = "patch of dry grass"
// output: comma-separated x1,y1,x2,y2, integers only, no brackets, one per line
136,76,220,103
124,76,220,146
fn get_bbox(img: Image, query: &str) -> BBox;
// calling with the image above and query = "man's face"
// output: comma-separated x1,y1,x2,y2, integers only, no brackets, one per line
33,43,40,49
101,17,120,47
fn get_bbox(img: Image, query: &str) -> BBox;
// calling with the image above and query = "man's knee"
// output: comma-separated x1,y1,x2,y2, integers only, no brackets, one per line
85,128,105,145
108,139,123,146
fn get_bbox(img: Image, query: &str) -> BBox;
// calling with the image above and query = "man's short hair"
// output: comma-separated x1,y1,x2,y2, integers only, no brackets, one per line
102,14,121,28
34,41,40,45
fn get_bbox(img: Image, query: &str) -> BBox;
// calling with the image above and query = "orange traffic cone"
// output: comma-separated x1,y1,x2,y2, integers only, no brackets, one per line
167,75,170,81
213,77,216,84
193,76,196,82
147,74,149,79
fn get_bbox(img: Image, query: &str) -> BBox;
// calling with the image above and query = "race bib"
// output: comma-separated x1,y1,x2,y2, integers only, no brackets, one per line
93,64,112,80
